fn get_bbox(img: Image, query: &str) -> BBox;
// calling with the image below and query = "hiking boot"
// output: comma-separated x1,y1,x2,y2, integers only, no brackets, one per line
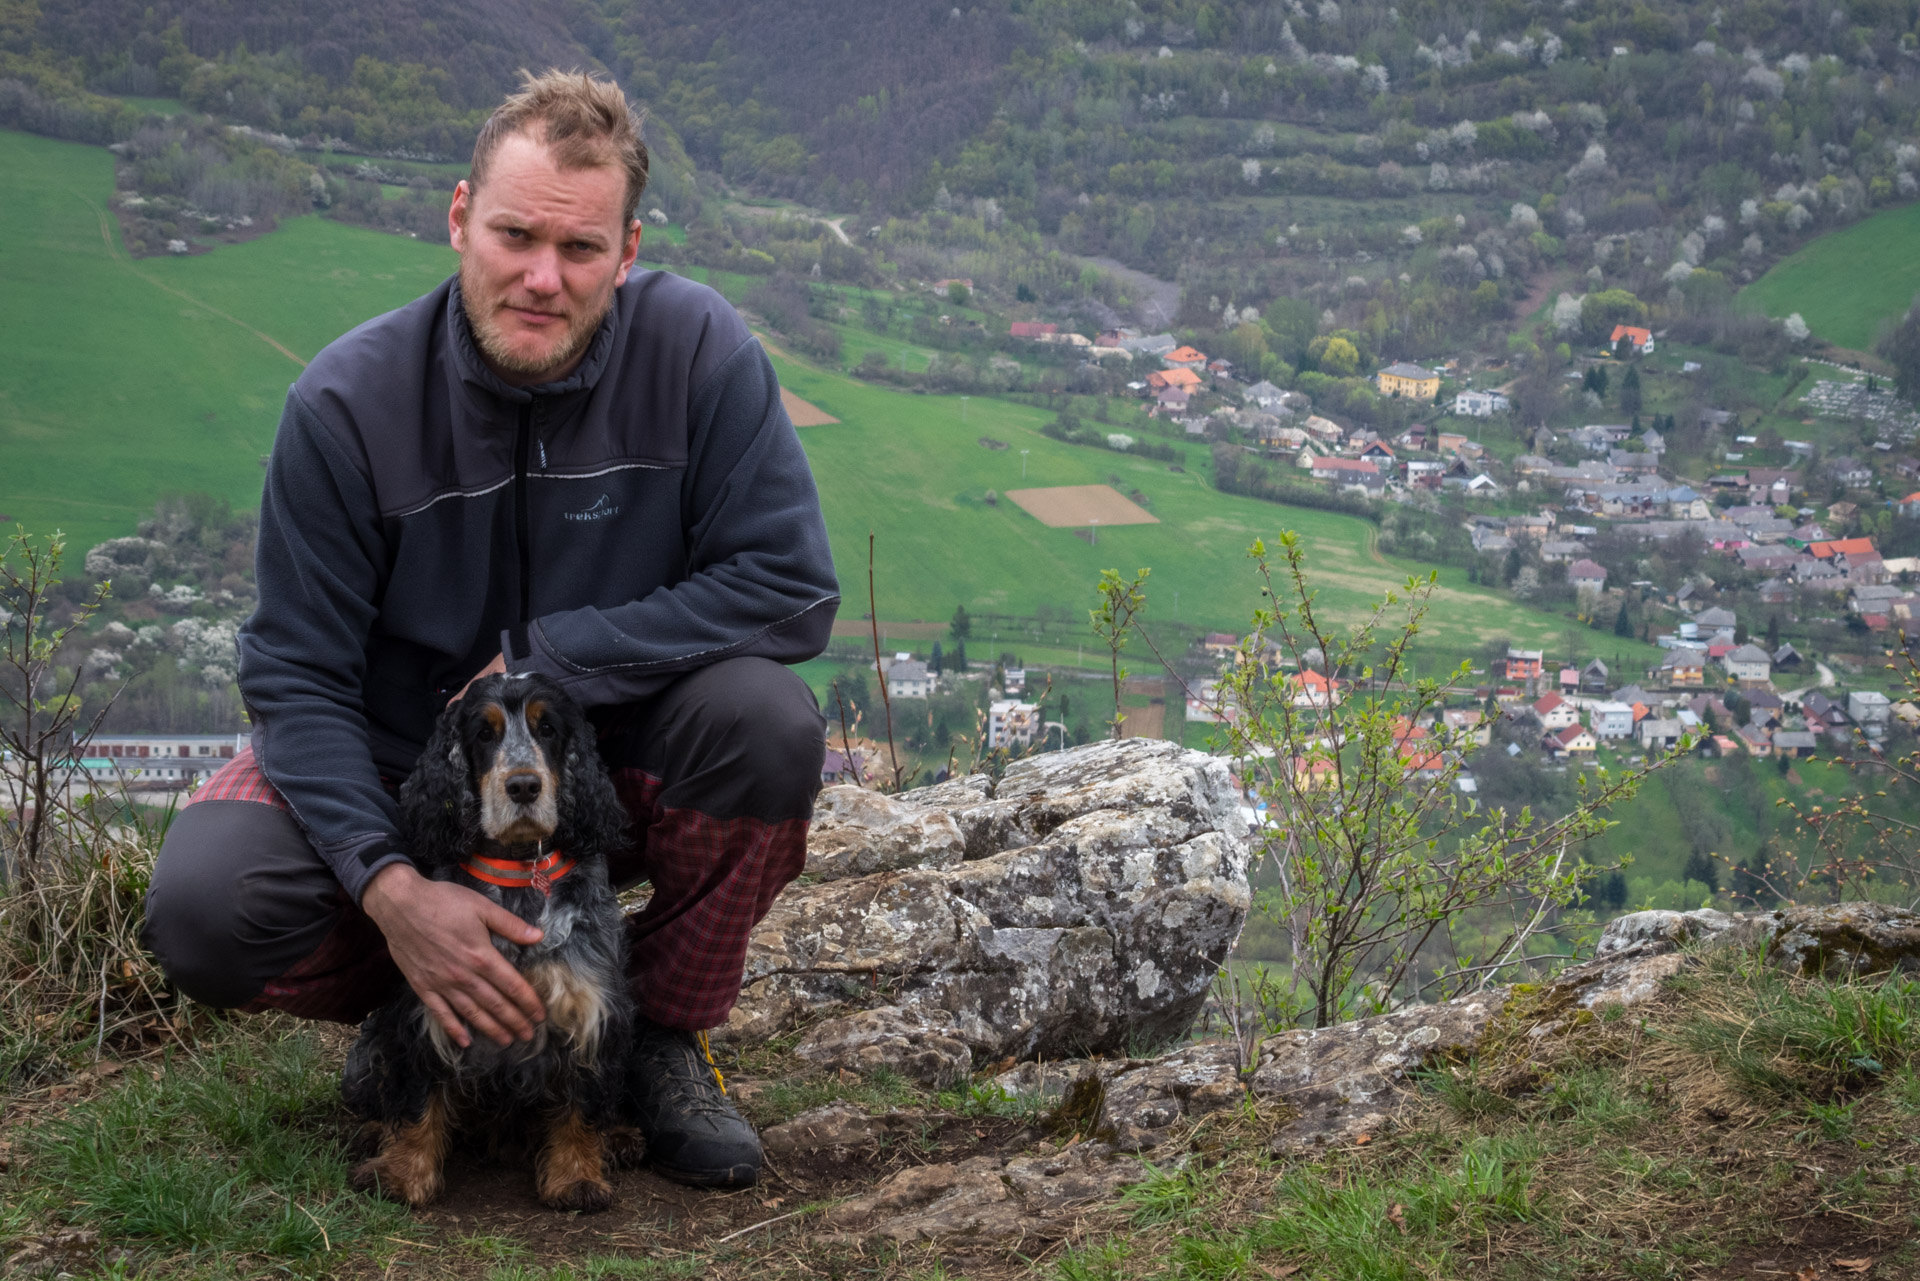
622,1016,761,1188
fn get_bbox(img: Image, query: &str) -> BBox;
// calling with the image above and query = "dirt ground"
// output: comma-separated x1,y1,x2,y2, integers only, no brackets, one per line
780,388,839,426
1005,485,1159,529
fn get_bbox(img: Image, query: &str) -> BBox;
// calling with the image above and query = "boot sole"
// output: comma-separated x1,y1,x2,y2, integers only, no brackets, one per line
645,1157,761,1189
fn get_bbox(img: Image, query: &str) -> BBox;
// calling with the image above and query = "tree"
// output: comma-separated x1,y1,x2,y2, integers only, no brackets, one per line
930,640,944,676
949,605,972,641
1620,364,1642,416
1583,365,1610,398
1318,335,1359,377
1581,289,1647,343
1615,602,1634,637
951,639,968,671
1766,615,1781,652
1883,304,1920,404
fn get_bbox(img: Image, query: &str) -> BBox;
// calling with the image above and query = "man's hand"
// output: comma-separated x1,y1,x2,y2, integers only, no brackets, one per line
362,862,546,1048
450,652,507,703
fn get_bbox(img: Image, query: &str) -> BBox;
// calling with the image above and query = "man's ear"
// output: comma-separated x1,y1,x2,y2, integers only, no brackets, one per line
448,180,472,252
614,218,641,287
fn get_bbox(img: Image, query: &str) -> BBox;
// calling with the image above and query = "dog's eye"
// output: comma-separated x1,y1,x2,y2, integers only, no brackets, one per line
475,726,498,744
537,720,558,740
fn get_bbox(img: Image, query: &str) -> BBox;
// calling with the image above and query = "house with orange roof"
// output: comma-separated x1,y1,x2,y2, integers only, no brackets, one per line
1400,749,1447,780
1162,345,1209,371
1146,367,1202,393
1290,669,1343,709
1609,324,1655,354
1809,537,1878,564
1009,321,1058,340
1290,756,1339,790
1899,492,1920,518
1533,693,1580,730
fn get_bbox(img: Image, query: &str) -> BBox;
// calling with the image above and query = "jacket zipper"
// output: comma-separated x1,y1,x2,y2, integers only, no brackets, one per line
514,404,533,626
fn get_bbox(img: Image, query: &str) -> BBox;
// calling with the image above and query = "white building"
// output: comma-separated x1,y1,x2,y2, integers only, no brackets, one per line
88,733,244,784
988,700,1040,750
1590,702,1635,739
875,653,934,698
1849,691,1892,726
1452,389,1510,418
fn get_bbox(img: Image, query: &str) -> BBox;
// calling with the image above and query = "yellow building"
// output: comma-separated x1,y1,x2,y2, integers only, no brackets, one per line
1376,362,1440,399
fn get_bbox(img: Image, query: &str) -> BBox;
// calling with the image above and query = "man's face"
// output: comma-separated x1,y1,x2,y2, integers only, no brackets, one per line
449,131,642,386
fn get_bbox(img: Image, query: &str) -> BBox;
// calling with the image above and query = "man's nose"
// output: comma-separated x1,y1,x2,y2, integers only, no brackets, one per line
522,248,563,295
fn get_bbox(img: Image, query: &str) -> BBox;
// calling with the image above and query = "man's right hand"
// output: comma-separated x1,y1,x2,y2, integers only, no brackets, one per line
362,862,547,1048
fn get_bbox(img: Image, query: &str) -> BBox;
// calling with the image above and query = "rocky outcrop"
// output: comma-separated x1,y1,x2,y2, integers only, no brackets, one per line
723,740,1252,1076
1595,901,1920,980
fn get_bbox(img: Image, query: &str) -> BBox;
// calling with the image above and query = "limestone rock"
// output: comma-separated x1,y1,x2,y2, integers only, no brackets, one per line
806,786,966,882
760,1103,896,1157
795,1007,973,1085
1596,908,1744,954
1770,902,1920,978
727,739,1252,1063
821,1155,1030,1243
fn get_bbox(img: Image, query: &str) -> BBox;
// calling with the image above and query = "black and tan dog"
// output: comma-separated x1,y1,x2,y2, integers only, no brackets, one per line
342,673,633,1211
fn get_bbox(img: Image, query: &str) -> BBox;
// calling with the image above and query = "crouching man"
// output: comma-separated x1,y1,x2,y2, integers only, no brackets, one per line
141,70,839,1189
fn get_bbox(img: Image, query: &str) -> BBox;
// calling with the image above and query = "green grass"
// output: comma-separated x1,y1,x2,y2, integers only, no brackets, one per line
0,125,1650,661
0,128,455,554
112,96,184,117
1741,200,1920,351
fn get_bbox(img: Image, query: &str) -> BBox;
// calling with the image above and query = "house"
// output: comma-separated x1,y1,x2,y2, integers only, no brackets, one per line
1772,642,1802,671
1695,606,1738,632
1291,669,1343,709
1162,345,1209,371
1660,649,1706,687
1609,324,1655,354
1534,693,1581,730
1736,723,1774,756
1302,414,1344,444
1146,367,1203,393
1009,321,1058,340
1546,723,1599,757
1202,632,1241,658
1452,389,1509,417
1463,473,1503,495
1569,559,1609,594
1400,748,1447,781
1772,730,1818,758
987,700,1040,749
1356,440,1396,463
1241,379,1287,410
1377,362,1441,399
1849,691,1892,726
1665,486,1709,520
822,745,870,784
1441,707,1493,746
1309,456,1384,492
1590,701,1635,739
1436,430,1470,455
1745,690,1784,727
1828,456,1874,489
1638,717,1684,750
1505,648,1545,681
878,655,934,698
1120,333,1178,357
1582,658,1611,693
1540,540,1588,564
1723,644,1772,687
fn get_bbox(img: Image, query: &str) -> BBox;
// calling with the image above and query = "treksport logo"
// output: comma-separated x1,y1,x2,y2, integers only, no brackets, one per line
564,494,621,522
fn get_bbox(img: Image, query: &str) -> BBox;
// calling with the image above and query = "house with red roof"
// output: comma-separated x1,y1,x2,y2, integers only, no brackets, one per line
1609,324,1655,354
1545,723,1598,756
1809,537,1878,565
1533,693,1581,730
1009,321,1058,340
1290,669,1344,709
1146,367,1202,393
1162,345,1209,370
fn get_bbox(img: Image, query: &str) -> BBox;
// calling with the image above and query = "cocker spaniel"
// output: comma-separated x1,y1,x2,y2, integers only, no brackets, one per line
341,672,634,1211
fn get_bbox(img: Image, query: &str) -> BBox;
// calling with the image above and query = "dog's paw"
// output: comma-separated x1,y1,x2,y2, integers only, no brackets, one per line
540,1176,615,1214
603,1125,646,1170
351,1156,444,1208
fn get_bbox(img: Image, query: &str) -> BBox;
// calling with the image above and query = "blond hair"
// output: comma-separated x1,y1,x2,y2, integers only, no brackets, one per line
470,69,649,224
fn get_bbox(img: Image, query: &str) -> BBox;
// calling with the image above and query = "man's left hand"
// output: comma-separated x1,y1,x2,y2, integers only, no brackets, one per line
451,652,506,702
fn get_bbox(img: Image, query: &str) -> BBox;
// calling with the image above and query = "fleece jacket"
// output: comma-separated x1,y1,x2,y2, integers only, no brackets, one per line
236,271,841,903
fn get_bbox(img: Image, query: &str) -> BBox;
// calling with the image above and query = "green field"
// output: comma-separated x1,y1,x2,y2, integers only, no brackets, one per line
1741,199,1920,351
0,126,1647,663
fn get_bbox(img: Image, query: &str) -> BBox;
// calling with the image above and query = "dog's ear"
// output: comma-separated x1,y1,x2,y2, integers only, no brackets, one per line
399,701,479,870
555,704,629,863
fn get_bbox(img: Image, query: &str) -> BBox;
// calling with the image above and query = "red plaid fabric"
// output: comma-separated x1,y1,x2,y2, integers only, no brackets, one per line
184,751,807,1030
610,768,810,1030
186,747,289,811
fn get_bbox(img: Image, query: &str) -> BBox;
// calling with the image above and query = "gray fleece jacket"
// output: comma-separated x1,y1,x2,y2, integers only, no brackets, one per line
236,270,840,902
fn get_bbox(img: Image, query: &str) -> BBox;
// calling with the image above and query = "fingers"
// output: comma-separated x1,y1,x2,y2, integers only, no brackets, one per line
474,947,546,1035
420,992,472,1050
447,983,521,1048
482,900,544,946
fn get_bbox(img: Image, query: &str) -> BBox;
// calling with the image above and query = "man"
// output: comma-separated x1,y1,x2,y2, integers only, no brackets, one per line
142,71,839,1189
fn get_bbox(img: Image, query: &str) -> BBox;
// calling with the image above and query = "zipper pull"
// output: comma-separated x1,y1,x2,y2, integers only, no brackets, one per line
538,439,548,469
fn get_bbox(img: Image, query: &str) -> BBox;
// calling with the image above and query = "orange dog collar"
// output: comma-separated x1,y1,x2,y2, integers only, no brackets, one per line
462,849,576,895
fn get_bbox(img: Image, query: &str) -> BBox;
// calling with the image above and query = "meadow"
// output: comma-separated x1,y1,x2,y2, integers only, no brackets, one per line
0,125,1650,668
1740,198,1920,352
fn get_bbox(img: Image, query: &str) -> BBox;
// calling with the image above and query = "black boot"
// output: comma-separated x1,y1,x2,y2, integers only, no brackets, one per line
623,1016,761,1188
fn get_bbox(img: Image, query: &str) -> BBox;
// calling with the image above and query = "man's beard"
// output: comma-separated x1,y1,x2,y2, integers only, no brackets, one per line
459,256,612,382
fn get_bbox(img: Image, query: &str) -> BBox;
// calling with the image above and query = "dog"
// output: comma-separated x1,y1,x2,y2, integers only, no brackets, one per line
342,672,634,1211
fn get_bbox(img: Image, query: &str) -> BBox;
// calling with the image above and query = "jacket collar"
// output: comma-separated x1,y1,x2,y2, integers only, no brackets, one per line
445,275,619,406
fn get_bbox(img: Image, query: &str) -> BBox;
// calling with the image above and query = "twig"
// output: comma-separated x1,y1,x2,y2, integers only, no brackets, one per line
866,531,905,791
95,953,108,1060
714,1204,817,1243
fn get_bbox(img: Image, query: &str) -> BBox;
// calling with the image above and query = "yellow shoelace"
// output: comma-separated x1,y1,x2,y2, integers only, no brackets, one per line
696,1029,727,1096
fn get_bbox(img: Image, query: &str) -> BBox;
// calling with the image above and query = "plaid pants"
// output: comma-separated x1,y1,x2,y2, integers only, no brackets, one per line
144,657,824,1030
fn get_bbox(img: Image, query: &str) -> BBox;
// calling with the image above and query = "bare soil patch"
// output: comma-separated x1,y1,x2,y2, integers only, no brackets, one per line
1118,704,1165,739
1006,485,1159,529
781,388,839,426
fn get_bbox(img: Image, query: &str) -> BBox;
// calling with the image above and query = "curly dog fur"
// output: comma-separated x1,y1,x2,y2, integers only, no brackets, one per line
341,673,634,1211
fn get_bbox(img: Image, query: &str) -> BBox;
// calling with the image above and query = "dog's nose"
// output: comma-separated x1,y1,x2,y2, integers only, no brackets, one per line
505,771,543,805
